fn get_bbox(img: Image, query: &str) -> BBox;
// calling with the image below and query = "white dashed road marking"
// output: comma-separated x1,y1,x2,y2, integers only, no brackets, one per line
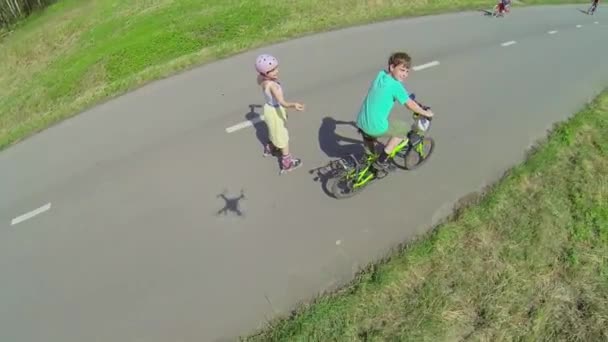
548,30,558,34
576,24,582,28
11,203,51,226
594,21,599,24
225,118,262,133
412,60,440,71
501,40,517,47
225,60,441,133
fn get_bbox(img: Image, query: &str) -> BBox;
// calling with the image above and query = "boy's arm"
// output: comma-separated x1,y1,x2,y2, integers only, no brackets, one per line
405,98,434,118
395,84,434,118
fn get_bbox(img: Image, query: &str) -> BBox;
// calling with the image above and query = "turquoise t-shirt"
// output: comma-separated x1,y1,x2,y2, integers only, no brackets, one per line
356,70,410,136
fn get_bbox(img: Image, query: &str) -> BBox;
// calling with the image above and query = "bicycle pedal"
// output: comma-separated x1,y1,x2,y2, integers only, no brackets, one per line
375,169,389,179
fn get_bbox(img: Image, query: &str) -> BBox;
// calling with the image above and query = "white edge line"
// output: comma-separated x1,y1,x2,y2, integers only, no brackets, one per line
226,60,440,133
11,203,51,226
501,40,517,47
226,116,264,133
412,60,440,71
548,30,558,34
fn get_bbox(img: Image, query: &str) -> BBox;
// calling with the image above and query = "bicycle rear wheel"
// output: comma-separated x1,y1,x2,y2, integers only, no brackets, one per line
329,172,368,199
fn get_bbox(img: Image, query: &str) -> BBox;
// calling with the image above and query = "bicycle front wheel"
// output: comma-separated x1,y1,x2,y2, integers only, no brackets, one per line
402,137,435,170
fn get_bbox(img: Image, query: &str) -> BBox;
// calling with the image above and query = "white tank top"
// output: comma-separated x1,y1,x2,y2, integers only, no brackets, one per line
263,81,282,107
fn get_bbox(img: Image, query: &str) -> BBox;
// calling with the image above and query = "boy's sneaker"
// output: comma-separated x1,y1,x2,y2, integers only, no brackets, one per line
372,158,393,179
373,152,390,171
280,155,302,174
373,158,390,171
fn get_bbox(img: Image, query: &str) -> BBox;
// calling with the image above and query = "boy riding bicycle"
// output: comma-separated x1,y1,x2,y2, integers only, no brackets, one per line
355,52,434,171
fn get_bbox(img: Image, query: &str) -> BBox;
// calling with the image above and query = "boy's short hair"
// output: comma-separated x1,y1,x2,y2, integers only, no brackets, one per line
388,52,412,69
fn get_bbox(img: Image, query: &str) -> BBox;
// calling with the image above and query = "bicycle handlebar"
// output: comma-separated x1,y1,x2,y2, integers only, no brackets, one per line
409,93,433,120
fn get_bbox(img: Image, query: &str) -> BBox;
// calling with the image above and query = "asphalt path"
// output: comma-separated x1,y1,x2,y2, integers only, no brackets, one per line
1,4,607,342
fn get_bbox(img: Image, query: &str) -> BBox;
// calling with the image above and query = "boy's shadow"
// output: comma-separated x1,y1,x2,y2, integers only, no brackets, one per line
318,116,365,158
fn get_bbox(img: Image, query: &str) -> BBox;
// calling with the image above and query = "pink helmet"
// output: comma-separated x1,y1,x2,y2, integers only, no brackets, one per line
255,54,278,74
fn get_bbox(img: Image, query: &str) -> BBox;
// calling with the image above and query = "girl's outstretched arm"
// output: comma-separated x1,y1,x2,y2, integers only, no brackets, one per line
269,83,304,111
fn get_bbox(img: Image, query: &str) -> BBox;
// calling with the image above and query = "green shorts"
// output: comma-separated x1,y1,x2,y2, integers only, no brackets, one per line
371,119,410,138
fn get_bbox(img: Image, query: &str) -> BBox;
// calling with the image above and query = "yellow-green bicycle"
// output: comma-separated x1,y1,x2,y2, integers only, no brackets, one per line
315,94,435,199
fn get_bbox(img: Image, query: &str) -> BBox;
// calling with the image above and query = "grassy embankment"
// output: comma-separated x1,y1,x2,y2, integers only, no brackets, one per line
0,0,587,150
244,90,608,341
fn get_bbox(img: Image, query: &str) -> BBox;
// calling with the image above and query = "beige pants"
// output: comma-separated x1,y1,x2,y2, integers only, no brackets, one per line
263,104,289,149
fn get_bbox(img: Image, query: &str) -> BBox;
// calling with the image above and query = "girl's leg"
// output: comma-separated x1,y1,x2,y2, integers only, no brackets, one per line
279,144,302,173
261,104,301,173
263,141,279,157
262,104,282,157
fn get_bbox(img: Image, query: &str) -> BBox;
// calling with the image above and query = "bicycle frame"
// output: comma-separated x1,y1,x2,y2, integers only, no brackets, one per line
345,94,432,186
341,117,431,189
316,93,434,198
336,152,377,189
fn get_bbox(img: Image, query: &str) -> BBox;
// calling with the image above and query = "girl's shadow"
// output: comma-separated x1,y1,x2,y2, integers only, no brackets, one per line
245,104,268,149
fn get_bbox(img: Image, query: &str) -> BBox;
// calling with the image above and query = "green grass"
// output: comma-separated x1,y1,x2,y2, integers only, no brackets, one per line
244,90,608,341
0,0,588,151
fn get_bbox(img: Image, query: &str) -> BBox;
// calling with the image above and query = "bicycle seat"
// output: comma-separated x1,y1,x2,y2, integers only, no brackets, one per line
357,128,378,141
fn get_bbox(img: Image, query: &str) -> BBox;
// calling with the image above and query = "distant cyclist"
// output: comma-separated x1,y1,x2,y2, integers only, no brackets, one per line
588,0,599,15
494,0,511,16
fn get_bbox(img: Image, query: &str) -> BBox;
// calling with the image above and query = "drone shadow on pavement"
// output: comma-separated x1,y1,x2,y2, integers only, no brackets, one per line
215,188,246,218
